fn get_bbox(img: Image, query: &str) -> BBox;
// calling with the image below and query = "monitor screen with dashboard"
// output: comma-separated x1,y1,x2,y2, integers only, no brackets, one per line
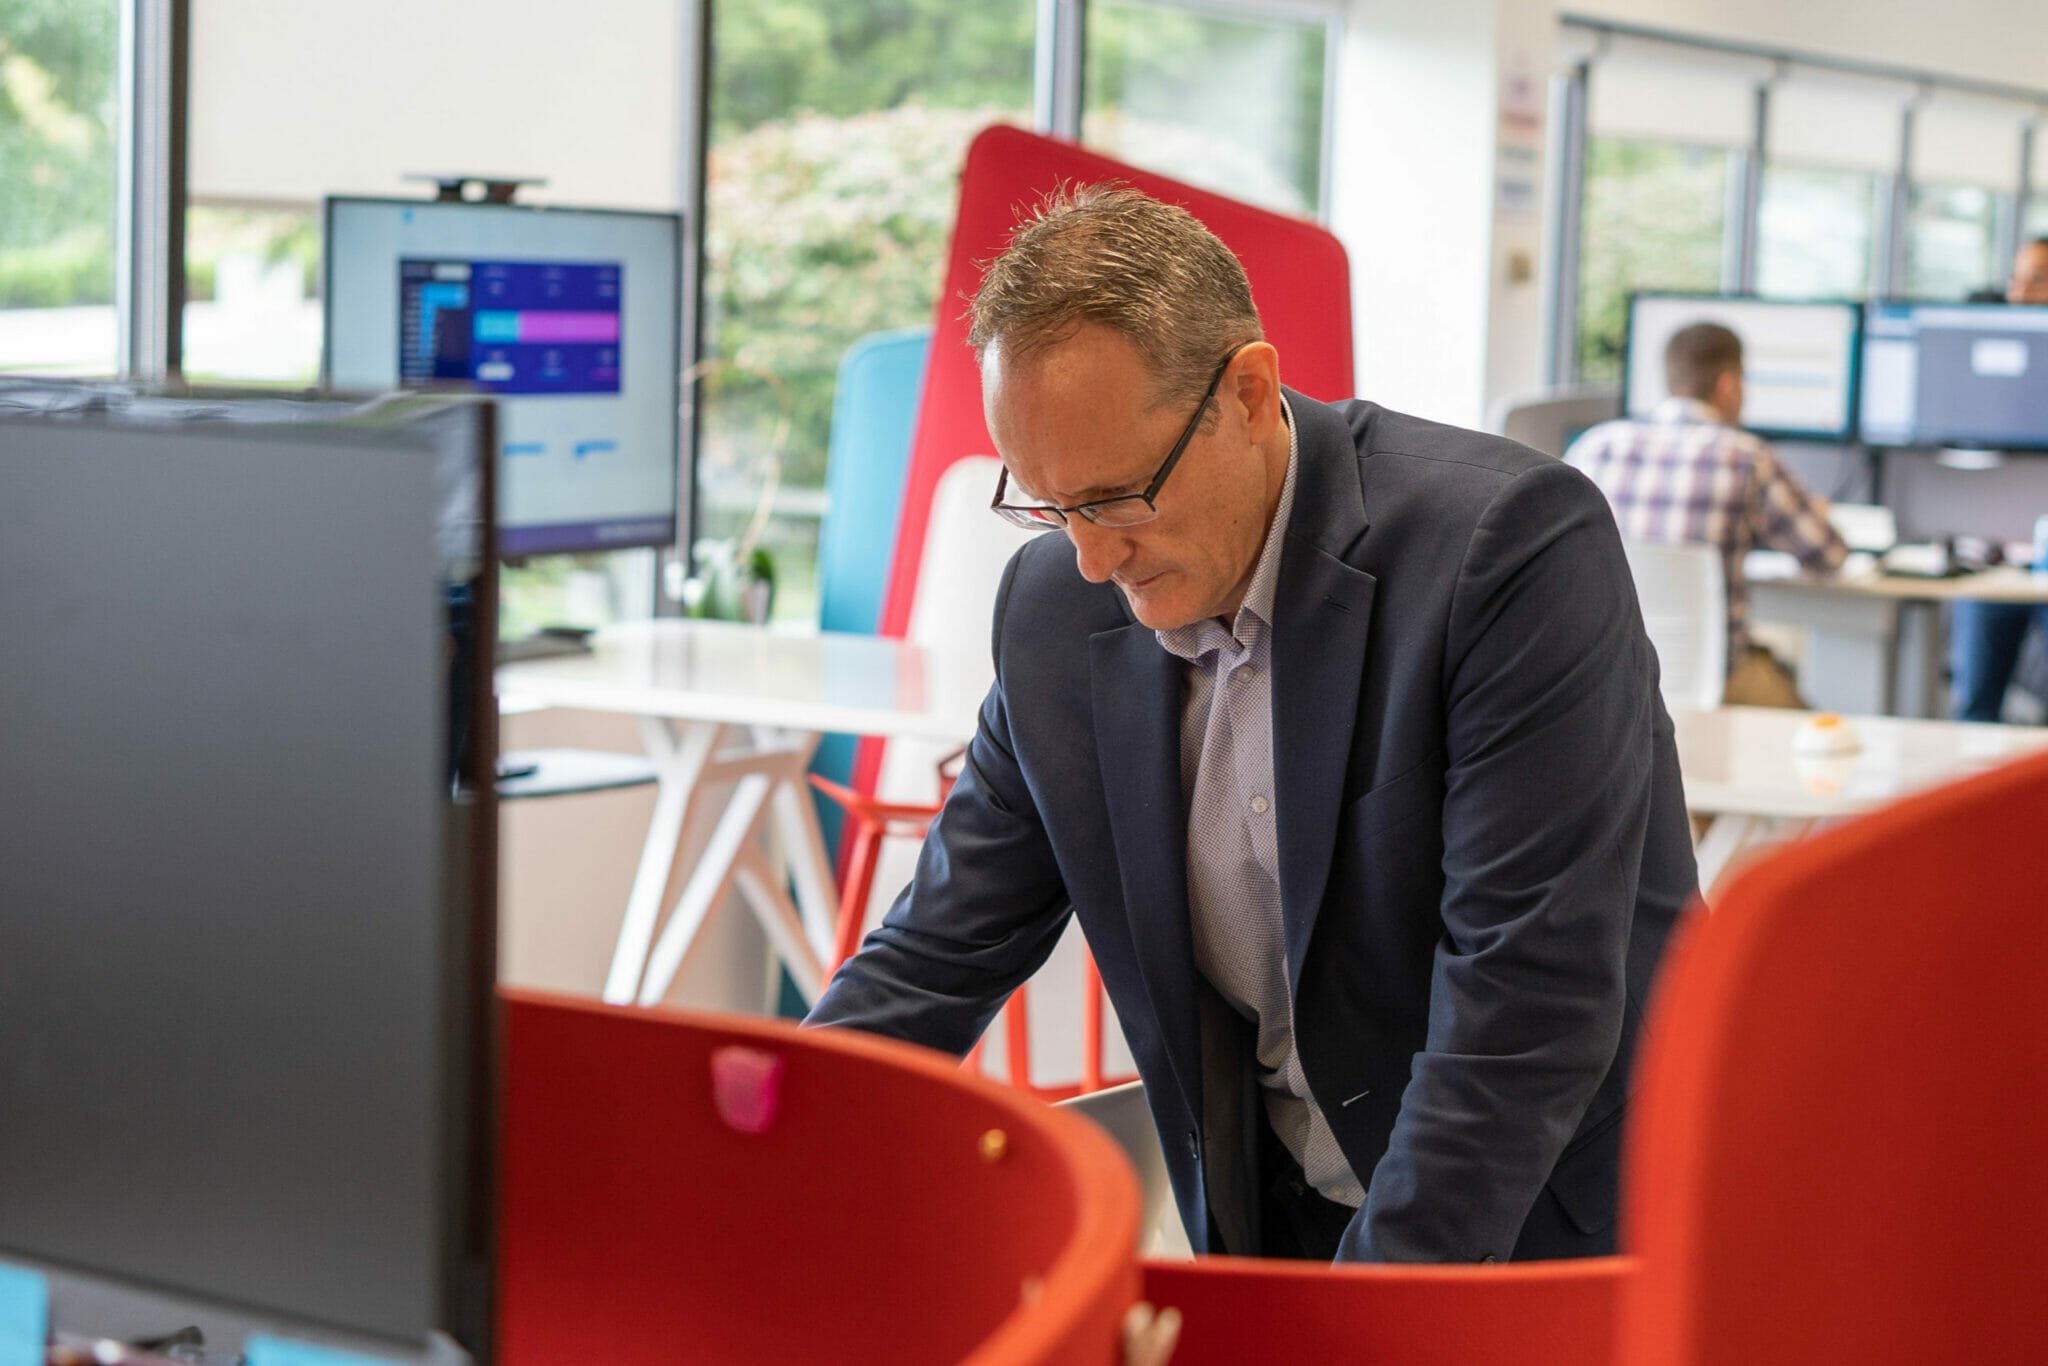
325,196,682,557
1859,301,2048,451
1624,293,1862,443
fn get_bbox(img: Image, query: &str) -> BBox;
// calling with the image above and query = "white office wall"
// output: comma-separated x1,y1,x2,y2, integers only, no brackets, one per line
1331,0,1554,428
189,0,684,208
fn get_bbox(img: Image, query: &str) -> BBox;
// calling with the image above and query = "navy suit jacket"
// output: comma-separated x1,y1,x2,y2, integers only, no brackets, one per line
809,391,1697,1262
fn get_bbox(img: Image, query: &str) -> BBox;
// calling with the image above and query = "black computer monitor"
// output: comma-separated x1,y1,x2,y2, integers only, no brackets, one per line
323,196,682,557
1624,293,1863,442
0,388,497,1364
1859,301,2048,451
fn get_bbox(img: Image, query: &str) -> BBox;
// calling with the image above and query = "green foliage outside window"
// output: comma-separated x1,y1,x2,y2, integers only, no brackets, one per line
1576,137,1731,383
0,0,118,314
1084,0,1325,217
711,0,1032,141
699,0,1035,621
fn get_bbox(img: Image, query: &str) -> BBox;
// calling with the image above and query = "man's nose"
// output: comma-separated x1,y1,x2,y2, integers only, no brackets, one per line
1064,515,1130,584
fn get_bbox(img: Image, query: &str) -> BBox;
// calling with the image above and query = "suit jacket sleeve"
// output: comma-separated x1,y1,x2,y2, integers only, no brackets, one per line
804,550,1075,1054
1346,458,1660,1262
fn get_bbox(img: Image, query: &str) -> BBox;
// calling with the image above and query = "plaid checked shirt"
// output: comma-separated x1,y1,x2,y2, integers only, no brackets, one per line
1565,397,1848,663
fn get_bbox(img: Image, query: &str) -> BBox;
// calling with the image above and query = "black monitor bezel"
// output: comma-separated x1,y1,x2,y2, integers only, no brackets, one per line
1621,289,1865,444
321,194,684,558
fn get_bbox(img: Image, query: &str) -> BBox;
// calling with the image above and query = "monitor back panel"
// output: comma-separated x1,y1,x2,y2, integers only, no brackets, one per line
0,422,449,1341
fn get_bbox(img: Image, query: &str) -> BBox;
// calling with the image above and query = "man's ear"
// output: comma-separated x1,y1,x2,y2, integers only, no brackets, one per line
1712,367,1741,416
1233,341,1283,444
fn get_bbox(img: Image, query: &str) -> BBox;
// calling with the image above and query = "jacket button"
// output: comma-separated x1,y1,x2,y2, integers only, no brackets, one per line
1187,1130,1200,1158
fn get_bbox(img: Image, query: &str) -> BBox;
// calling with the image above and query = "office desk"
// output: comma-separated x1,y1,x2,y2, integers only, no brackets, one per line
497,619,980,1009
1751,566,2048,717
1671,704,2048,890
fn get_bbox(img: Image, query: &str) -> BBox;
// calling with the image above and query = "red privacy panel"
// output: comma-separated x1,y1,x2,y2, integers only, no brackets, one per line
496,989,1140,1366
875,124,1355,648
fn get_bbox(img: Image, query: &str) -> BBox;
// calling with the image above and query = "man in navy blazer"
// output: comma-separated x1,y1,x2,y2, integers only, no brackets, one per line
809,186,1696,1263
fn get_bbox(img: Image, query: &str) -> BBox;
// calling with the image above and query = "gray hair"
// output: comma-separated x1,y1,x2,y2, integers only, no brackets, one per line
966,183,1263,417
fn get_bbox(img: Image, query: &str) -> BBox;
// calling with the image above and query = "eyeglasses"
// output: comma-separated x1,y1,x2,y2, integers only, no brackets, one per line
990,343,1248,530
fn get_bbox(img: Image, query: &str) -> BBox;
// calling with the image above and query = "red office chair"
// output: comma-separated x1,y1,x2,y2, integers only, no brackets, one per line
1141,1254,1628,1366
1618,743,2048,1366
810,746,1130,1103
497,989,1140,1365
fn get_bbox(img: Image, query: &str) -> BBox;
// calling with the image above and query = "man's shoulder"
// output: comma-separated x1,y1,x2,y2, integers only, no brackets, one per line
1295,394,1592,526
1564,411,1767,469
1562,417,1651,463
1316,396,1556,480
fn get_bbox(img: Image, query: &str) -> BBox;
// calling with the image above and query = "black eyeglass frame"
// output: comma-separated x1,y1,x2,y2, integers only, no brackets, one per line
989,343,1250,529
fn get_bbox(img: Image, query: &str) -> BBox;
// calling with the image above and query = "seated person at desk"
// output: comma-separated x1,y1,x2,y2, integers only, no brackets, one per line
1948,237,2048,723
1566,321,1848,708
810,186,1694,1265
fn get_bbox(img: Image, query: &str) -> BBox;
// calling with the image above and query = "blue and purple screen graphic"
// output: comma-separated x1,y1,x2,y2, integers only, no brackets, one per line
399,258,622,395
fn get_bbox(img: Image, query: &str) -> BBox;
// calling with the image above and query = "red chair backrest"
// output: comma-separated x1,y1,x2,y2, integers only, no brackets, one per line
1622,747,2048,1366
497,989,1139,1366
1140,1254,1628,1366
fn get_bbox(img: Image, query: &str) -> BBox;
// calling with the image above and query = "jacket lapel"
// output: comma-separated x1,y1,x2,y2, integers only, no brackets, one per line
1272,393,1377,994
1090,619,1204,1119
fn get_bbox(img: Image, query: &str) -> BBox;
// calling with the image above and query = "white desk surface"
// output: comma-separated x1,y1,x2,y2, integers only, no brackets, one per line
495,617,982,742
1754,564,2048,604
1671,704,2048,821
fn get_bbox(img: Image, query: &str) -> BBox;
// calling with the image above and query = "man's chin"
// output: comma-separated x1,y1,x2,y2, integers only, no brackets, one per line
1118,583,1197,633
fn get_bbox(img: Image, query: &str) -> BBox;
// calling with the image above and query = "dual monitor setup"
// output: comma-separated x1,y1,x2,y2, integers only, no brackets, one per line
1624,292,2048,451
0,189,684,1365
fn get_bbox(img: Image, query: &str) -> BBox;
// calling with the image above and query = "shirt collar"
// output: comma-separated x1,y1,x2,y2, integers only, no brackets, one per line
1156,394,1300,661
1653,396,1727,426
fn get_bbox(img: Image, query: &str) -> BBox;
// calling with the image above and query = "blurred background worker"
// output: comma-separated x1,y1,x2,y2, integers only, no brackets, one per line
1947,237,2048,723
1564,321,1849,708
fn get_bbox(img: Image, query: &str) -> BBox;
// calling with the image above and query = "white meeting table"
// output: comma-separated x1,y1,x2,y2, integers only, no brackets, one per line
1670,704,2048,890
497,619,981,1009
500,623,2048,1007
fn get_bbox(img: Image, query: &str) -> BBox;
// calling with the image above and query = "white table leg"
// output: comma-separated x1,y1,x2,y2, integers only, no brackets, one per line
608,721,849,1011
602,718,720,1005
1692,811,1763,902
636,772,774,1006
770,763,839,969
732,856,825,1003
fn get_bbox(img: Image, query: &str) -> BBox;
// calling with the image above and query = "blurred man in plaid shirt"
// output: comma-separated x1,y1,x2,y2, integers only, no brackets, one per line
1565,322,1847,707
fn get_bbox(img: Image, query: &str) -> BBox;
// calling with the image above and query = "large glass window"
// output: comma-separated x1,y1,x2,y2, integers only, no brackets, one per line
1756,164,1882,300
0,0,121,378
1576,137,1734,382
1081,1,1329,219
699,1,1035,624
1904,182,2004,300
182,204,321,384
